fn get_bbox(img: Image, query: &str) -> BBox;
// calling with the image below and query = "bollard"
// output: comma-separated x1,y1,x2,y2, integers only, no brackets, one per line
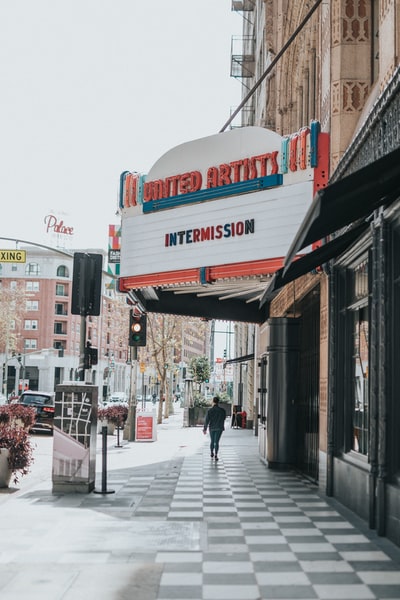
93,426,115,494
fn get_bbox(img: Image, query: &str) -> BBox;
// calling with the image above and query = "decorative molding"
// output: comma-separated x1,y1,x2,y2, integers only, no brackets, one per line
331,66,400,180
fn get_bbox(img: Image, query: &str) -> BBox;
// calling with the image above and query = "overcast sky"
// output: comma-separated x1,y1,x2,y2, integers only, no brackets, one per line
0,1,242,251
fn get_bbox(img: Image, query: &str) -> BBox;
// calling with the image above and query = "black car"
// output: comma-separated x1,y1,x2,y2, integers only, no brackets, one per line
17,391,55,434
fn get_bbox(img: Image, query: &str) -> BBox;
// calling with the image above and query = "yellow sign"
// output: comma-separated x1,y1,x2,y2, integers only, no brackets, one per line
0,250,26,263
140,362,146,373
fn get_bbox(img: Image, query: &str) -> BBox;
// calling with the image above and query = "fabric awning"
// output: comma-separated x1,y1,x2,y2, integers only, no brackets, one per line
284,146,400,273
224,353,254,367
259,221,369,307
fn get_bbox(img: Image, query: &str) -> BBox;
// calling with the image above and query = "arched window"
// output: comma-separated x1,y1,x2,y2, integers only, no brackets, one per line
57,265,69,277
25,263,40,276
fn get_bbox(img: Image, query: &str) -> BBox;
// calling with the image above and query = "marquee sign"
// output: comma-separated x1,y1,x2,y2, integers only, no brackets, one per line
118,123,328,290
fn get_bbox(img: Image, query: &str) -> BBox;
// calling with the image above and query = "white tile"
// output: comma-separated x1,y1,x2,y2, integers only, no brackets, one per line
241,522,279,530
236,511,272,517
250,551,297,562
203,584,260,599
156,552,202,563
358,571,400,584
203,561,253,574
274,516,311,523
300,560,353,572
256,571,310,585
339,551,390,562
326,535,370,544
314,521,354,529
281,528,323,536
160,572,202,585
245,535,287,544
290,542,336,553
313,584,375,599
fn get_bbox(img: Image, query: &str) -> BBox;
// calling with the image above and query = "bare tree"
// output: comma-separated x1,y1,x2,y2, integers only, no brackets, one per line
0,282,27,355
146,313,181,424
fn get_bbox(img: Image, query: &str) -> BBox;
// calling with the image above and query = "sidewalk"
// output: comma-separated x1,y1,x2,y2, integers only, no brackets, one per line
0,408,400,599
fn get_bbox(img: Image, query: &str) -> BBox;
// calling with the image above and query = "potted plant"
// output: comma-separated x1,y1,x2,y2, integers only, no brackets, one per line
98,405,128,435
0,405,35,487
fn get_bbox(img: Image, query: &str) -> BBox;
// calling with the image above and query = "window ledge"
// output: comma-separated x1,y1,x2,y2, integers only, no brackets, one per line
342,450,370,471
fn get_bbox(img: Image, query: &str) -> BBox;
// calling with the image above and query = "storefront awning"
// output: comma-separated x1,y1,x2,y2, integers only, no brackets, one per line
224,353,254,367
283,146,400,273
259,221,369,307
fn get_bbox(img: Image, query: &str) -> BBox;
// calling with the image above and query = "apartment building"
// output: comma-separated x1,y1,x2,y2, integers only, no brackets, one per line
0,246,130,399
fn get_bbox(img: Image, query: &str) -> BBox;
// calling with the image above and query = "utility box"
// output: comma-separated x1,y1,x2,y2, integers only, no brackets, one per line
52,383,98,493
266,318,300,469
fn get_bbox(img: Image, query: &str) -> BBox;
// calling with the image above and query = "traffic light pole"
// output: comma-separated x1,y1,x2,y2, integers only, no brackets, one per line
124,346,138,441
79,315,87,382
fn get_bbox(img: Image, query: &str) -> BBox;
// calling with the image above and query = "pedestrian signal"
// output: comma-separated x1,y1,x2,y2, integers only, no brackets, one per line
129,310,147,347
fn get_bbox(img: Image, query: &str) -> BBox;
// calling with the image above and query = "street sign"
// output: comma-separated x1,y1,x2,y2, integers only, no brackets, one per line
0,249,26,263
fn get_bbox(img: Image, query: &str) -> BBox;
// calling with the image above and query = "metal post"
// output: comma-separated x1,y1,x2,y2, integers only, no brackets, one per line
79,315,87,382
93,426,115,495
124,346,137,441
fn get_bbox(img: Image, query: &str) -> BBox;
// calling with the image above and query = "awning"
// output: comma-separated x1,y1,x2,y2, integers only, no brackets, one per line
224,353,254,367
284,146,400,273
259,221,369,307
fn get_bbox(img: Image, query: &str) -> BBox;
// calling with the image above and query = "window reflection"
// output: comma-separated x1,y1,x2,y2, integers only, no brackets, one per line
352,306,369,454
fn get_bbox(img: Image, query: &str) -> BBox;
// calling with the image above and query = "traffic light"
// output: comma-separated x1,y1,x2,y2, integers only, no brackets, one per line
84,343,98,369
223,349,227,358
129,310,147,346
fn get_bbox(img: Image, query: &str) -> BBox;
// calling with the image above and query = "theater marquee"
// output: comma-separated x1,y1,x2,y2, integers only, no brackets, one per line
118,124,328,290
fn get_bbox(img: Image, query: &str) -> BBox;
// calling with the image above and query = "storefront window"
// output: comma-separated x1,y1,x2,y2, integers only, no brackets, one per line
349,260,369,455
352,307,369,454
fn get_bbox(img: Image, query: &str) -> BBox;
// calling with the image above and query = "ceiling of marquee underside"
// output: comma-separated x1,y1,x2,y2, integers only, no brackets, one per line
130,275,274,323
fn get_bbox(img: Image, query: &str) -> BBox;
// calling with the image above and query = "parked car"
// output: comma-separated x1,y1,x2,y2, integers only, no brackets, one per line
16,391,55,434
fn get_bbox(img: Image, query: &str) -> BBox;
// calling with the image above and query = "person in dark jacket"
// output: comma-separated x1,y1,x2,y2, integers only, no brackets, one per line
203,397,226,461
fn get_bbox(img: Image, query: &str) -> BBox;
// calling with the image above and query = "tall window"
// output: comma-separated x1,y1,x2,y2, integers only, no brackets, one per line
348,259,369,456
57,265,69,277
24,339,37,350
25,263,40,276
56,284,66,296
26,281,40,292
26,300,39,311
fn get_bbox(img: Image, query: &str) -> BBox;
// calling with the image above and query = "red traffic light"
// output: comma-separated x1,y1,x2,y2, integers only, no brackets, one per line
129,310,147,346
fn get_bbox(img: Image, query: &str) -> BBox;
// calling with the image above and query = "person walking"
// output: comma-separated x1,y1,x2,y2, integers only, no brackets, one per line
203,397,226,461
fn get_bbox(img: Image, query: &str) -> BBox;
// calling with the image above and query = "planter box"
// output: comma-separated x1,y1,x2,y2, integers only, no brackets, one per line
0,448,12,488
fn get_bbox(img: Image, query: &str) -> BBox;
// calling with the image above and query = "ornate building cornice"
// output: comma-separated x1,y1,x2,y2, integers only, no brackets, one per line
331,66,400,182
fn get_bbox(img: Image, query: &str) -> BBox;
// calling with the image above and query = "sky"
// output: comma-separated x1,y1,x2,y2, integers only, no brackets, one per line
0,1,242,251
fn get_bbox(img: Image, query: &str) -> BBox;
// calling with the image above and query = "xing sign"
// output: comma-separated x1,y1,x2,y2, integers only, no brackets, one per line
0,250,26,263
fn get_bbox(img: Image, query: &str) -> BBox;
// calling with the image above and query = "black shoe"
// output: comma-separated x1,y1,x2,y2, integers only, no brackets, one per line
215,455,219,461
211,452,214,458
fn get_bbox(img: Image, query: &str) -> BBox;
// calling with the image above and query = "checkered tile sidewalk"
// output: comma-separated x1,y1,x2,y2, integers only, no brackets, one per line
132,443,400,600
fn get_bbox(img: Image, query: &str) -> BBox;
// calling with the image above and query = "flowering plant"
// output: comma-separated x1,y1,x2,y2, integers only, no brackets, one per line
0,404,36,429
98,405,128,427
0,406,35,484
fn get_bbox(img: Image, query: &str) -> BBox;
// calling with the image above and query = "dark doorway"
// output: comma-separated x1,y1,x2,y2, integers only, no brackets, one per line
296,288,320,481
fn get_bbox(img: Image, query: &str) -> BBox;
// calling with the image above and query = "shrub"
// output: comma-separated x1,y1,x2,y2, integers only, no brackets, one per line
98,405,128,427
0,405,36,484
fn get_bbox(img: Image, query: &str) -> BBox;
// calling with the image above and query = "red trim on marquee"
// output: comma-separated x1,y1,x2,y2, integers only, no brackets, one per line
118,257,286,290
311,132,330,251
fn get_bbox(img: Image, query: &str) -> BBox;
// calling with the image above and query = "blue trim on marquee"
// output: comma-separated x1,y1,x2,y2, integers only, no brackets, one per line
310,120,320,168
142,174,283,214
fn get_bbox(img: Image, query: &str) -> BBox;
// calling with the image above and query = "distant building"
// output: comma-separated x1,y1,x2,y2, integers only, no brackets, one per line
0,246,130,399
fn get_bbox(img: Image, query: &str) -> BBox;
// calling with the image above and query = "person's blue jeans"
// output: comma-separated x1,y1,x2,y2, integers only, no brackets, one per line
210,429,223,455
